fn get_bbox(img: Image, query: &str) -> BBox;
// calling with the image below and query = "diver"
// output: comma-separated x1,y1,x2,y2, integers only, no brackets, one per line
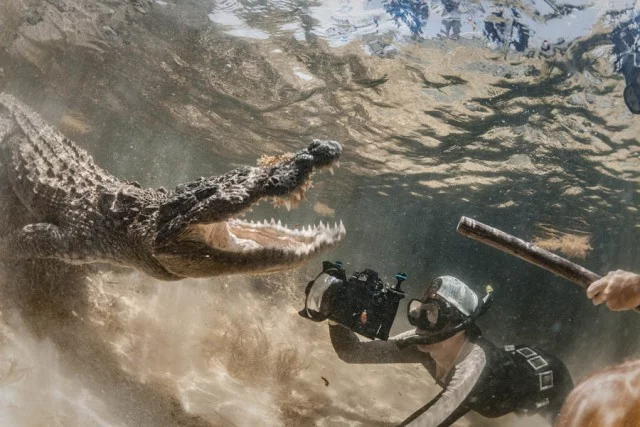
618,53,640,114
326,275,574,426
610,9,640,114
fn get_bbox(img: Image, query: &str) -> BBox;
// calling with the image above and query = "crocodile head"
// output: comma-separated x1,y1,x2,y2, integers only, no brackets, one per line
153,139,345,278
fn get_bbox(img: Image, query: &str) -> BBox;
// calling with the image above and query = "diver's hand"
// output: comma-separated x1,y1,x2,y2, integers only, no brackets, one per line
587,270,640,311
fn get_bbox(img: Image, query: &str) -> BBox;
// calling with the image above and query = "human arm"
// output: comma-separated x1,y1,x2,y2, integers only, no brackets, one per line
329,324,425,364
586,270,640,311
401,344,486,427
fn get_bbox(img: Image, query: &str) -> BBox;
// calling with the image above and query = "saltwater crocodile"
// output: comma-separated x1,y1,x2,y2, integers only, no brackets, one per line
0,93,345,280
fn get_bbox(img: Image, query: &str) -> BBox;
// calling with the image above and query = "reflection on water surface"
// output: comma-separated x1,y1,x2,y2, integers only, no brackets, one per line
0,0,638,426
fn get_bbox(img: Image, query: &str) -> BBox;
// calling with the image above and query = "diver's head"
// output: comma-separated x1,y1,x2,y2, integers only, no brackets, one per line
623,64,640,114
407,276,481,349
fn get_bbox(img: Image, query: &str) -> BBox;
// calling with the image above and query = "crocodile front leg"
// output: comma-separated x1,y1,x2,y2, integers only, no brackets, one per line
0,223,90,262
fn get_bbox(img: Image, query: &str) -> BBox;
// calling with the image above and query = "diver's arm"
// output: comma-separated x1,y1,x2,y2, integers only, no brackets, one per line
403,344,486,427
329,324,424,364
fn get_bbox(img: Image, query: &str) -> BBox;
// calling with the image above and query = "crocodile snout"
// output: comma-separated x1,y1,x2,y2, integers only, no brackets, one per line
307,139,342,167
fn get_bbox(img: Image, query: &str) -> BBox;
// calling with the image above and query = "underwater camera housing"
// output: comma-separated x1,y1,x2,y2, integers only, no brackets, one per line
298,261,406,340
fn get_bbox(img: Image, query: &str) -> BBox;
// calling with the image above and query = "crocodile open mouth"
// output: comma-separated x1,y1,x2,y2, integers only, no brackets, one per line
191,161,344,255
155,139,345,277
192,218,345,254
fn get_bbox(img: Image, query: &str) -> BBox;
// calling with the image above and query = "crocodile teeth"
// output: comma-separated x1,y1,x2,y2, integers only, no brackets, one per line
227,217,345,251
328,166,334,175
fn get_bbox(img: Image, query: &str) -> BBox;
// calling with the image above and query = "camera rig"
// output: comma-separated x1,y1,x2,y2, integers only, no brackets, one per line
298,261,407,340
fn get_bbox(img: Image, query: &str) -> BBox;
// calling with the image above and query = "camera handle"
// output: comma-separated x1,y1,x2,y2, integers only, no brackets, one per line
394,272,407,290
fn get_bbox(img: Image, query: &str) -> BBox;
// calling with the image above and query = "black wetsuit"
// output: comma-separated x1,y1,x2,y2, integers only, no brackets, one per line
329,325,573,427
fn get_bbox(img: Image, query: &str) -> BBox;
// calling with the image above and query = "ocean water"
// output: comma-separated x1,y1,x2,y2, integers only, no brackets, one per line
0,0,638,426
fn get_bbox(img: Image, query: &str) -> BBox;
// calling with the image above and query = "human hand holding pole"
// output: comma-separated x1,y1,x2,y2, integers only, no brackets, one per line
587,270,640,311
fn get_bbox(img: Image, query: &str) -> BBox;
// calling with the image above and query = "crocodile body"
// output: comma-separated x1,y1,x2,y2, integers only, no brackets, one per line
0,93,344,280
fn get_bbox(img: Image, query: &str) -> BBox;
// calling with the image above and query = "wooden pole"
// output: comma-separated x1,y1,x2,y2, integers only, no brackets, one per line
456,216,600,289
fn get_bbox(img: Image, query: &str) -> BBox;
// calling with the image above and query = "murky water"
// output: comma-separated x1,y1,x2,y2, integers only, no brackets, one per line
0,0,639,426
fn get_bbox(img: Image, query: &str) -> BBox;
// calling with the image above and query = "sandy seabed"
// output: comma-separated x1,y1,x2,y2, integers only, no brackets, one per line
0,265,548,427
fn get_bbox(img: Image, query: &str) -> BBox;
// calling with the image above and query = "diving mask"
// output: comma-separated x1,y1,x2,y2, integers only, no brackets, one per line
407,297,459,331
